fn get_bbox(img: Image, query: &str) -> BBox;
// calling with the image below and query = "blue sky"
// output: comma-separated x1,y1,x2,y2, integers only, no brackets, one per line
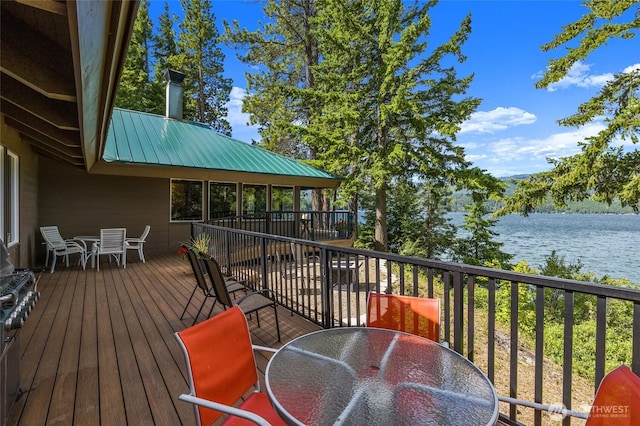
149,0,638,178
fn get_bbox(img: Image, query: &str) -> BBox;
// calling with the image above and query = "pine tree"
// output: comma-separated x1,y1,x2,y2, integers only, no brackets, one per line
499,0,640,215
452,168,511,266
313,0,480,252
150,1,180,114
176,0,232,134
224,0,329,211
115,0,154,112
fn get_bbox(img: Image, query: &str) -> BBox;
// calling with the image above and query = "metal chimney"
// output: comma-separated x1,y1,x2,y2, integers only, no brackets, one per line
163,69,186,120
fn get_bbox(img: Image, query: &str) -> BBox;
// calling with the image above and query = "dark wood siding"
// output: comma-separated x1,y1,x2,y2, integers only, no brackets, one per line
37,157,188,265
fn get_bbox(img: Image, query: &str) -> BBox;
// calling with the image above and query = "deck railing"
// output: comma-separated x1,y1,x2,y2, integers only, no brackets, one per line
192,221,640,426
205,210,356,241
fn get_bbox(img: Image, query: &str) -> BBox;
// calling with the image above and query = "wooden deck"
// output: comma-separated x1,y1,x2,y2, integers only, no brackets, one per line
7,253,321,426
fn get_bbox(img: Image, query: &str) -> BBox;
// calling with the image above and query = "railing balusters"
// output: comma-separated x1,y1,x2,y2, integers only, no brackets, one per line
453,271,463,354
535,286,544,426
190,221,640,424
510,281,519,420
563,290,574,426
488,277,496,383
595,295,607,392
633,302,640,376
467,275,475,361
443,270,451,345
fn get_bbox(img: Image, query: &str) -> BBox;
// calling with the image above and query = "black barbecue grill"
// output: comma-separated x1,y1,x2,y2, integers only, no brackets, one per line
0,240,38,426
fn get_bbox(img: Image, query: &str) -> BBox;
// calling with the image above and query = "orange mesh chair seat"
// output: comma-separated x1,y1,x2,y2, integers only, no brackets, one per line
585,364,640,426
366,292,440,342
175,305,286,426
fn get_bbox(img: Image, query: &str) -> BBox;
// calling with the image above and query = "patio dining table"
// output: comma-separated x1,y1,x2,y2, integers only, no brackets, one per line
265,327,498,426
73,236,99,268
74,234,128,269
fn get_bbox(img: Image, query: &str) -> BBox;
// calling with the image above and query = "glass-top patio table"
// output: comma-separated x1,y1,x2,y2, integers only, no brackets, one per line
265,327,498,426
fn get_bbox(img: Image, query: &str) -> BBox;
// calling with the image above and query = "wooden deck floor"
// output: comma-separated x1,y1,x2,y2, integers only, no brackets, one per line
7,253,321,426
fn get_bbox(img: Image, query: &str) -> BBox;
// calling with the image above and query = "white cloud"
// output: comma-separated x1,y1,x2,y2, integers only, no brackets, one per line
226,86,252,126
460,107,536,134
225,86,261,141
499,122,604,159
466,122,608,176
623,63,640,74
545,61,614,92
464,153,488,162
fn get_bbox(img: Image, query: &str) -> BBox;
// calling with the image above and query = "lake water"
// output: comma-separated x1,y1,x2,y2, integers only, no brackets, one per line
449,212,640,284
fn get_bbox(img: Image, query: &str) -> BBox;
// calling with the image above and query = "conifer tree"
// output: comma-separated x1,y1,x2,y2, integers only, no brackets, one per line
224,0,329,211
116,0,155,112
176,0,232,134
499,0,639,215
313,0,481,252
452,168,511,266
153,2,179,77
150,1,180,114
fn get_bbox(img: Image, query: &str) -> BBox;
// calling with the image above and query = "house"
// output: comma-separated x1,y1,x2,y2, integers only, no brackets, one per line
0,1,340,269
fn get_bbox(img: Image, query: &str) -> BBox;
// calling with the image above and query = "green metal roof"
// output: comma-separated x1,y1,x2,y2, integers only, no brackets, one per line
104,108,341,180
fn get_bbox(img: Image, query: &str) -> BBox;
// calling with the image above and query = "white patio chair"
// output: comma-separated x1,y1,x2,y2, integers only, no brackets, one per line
126,225,150,263
40,226,87,273
89,228,127,271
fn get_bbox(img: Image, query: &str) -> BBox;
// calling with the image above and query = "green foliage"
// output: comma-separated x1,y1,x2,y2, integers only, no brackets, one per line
311,0,480,252
181,233,211,259
116,0,161,112
115,0,231,134
450,169,511,266
356,177,458,259
228,0,481,252
176,0,232,134
498,1,640,216
153,2,179,80
494,251,636,380
223,0,329,212
453,176,637,213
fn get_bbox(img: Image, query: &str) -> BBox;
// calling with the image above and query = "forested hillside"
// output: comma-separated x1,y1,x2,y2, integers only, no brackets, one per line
452,175,637,214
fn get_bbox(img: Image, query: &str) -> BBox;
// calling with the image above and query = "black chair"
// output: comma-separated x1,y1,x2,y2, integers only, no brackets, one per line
180,246,245,325
203,256,281,342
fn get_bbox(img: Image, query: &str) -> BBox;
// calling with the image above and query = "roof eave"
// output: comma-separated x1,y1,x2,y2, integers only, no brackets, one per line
89,161,343,189
70,0,138,172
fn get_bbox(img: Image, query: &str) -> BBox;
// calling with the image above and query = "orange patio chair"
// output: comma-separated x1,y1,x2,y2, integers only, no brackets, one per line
496,364,640,423
366,292,440,342
585,364,640,426
175,305,286,426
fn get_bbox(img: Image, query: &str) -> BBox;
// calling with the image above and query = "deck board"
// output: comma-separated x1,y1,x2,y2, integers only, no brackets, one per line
7,253,321,426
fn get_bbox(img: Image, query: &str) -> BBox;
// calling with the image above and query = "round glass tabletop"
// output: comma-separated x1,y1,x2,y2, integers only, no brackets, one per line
266,327,498,426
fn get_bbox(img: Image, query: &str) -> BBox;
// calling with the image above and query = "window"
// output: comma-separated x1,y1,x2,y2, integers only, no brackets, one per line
171,179,203,221
0,147,4,243
272,186,293,212
209,182,237,219
0,149,19,246
242,184,266,216
7,152,18,245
